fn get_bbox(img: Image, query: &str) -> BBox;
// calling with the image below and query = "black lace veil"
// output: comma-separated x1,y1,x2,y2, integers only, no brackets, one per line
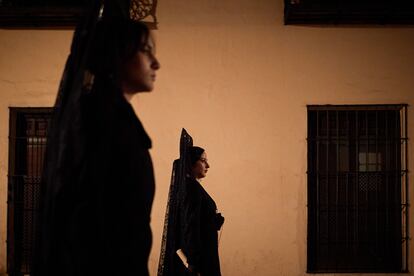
158,128,194,276
32,1,132,275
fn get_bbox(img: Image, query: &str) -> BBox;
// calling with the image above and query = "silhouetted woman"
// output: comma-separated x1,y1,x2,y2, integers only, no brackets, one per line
177,146,225,276
33,17,160,276
158,140,224,276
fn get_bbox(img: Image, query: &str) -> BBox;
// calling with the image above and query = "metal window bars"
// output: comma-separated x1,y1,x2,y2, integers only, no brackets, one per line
7,108,52,276
307,104,408,273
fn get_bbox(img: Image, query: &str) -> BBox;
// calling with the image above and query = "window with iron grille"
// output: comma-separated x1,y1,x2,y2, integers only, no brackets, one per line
7,107,52,276
307,104,409,273
0,0,85,27
0,0,158,28
284,0,414,24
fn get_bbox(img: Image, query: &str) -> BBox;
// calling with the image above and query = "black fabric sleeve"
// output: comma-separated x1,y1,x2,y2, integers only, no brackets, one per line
215,213,225,230
180,182,202,271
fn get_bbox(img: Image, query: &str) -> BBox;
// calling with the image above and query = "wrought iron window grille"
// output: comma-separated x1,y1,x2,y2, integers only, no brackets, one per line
285,0,414,25
307,104,409,273
7,107,52,276
0,0,158,28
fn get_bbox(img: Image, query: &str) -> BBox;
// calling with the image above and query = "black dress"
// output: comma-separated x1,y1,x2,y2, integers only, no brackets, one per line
175,177,223,276
76,90,155,276
34,88,155,276
32,3,155,275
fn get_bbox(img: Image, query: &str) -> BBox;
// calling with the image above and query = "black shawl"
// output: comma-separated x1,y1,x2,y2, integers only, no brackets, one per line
158,129,194,275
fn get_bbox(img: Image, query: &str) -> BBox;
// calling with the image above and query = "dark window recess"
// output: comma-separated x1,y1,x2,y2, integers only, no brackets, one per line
285,0,414,25
0,0,159,29
0,0,86,28
7,107,52,276
307,105,409,273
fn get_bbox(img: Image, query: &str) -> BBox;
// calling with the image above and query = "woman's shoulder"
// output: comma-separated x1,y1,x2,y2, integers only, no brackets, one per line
184,177,203,196
186,177,215,200
185,176,200,189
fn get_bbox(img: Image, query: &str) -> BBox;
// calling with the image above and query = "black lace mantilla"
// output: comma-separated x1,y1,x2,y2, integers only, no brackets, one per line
158,128,193,276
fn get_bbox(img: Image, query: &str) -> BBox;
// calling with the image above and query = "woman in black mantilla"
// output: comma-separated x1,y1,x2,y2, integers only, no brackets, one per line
178,146,225,276
158,141,225,276
33,15,160,276
79,19,161,276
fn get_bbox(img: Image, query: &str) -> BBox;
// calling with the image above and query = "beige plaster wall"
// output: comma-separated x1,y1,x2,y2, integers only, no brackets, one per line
0,29,72,275
1,0,414,275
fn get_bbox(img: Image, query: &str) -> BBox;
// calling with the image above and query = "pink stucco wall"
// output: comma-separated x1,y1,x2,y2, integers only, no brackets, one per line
0,0,413,275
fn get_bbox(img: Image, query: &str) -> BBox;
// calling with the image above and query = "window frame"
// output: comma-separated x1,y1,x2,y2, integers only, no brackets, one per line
306,104,409,273
0,3,85,28
285,0,414,25
0,0,158,28
7,107,53,275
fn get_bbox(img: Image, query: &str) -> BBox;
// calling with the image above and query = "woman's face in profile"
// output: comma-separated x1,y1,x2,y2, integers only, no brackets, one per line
122,33,160,96
191,151,210,179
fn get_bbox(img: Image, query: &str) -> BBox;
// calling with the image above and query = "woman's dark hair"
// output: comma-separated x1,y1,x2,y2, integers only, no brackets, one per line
88,18,150,85
188,146,205,167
